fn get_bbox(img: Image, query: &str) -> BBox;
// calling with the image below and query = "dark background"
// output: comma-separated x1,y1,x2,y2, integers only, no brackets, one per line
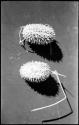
1,1,78,124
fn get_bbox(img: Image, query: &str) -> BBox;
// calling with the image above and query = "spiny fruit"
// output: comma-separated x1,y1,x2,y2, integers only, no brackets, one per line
19,24,56,45
19,61,51,82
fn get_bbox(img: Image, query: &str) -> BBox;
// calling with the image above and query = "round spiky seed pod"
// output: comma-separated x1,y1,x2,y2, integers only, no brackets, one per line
19,24,56,45
19,61,51,82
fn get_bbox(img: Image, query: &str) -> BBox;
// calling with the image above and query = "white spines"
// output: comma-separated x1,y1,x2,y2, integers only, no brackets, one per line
19,61,51,82
19,24,56,45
